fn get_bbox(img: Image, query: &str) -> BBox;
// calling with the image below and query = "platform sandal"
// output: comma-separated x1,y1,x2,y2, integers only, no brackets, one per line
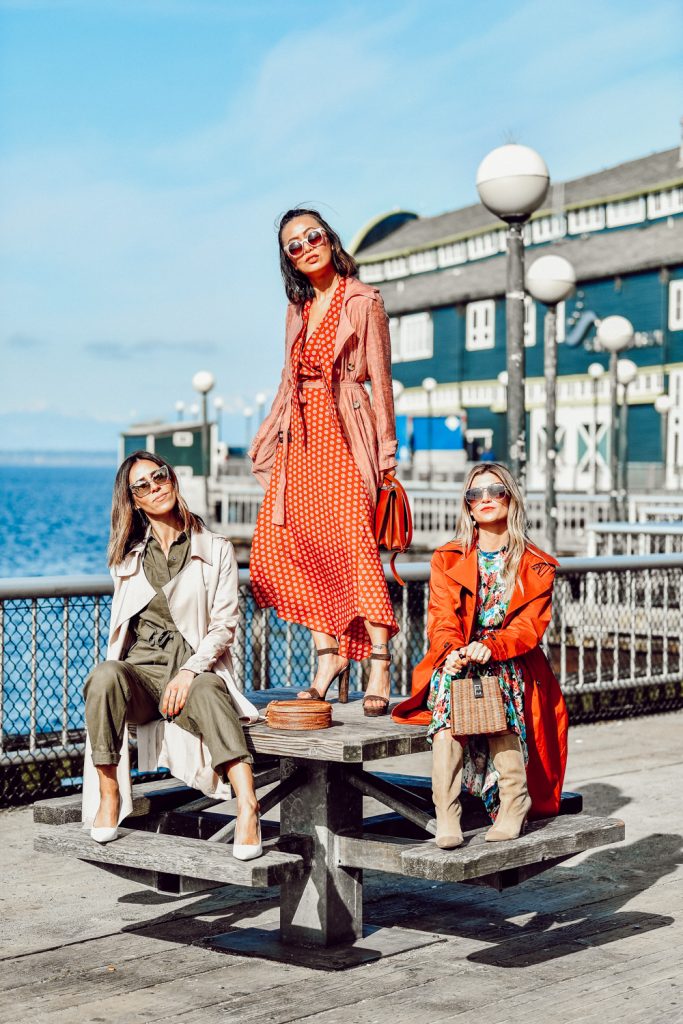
362,645,391,718
298,647,351,703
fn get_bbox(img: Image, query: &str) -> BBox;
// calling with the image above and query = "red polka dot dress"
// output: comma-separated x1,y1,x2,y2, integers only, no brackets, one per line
250,277,398,661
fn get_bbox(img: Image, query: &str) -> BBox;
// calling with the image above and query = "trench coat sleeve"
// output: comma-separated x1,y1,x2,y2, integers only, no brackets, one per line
363,294,398,473
181,541,239,676
425,551,469,668
248,306,296,488
481,573,556,662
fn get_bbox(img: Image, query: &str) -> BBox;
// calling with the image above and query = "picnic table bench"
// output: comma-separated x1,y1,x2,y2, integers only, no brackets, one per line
34,690,625,969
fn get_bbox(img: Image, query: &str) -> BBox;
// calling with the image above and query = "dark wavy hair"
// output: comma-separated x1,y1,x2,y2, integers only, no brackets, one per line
278,207,358,305
107,450,204,567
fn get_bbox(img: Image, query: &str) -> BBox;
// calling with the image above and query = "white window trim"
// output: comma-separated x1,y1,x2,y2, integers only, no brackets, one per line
465,300,495,351
670,280,683,331
606,197,646,228
567,205,606,234
390,312,434,362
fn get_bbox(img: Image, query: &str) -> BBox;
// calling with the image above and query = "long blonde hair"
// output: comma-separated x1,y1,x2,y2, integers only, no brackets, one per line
455,462,529,599
107,450,203,568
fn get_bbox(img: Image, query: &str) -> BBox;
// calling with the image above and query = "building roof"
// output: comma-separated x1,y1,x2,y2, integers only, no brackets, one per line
380,217,683,316
358,147,683,260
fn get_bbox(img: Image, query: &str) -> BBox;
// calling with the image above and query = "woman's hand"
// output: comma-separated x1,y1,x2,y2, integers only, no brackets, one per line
444,651,469,674
162,669,196,719
462,641,492,665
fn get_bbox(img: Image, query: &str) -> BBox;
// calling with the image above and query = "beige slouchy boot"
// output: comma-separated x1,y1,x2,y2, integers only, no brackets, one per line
485,732,532,842
431,730,464,848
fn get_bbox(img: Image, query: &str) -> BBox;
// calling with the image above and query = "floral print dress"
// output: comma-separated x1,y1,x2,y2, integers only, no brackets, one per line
427,547,527,820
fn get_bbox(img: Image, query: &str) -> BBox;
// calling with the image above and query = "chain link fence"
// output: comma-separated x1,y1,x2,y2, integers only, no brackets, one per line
2,554,682,806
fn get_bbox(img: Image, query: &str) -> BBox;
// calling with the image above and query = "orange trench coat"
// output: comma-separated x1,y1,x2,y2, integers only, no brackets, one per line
248,277,398,525
392,540,569,819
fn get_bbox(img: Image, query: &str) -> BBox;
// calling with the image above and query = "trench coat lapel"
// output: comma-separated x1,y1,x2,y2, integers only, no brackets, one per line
109,538,154,636
443,544,478,595
504,549,557,622
332,277,366,362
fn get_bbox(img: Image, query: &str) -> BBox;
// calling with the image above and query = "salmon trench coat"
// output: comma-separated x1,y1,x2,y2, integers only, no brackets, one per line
248,276,398,524
392,540,569,819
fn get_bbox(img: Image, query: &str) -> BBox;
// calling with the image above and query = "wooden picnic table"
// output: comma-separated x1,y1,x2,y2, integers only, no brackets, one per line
34,690,625,969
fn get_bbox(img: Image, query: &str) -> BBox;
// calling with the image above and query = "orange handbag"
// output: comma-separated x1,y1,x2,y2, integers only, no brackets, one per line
374,472,413,586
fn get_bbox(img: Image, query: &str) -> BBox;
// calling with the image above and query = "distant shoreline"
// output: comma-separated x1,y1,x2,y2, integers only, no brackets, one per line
0,451,117,468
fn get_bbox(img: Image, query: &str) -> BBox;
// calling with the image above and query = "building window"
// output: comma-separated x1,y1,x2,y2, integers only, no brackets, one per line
567,206,606,234
524,297,536,347
384,257,408,279
390,312,433,362
670,281,683,331
359,263,384,283
530,215,566,244
437,242,467,267
467,231,505,261
647,187,683,220
408,250,438,274
465,300,495,350
606,197,646,228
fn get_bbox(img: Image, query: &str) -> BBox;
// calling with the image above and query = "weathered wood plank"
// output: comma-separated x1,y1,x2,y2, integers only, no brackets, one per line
32,760,281,826
337,814,625,882
34,822,311,888
243,690,430,763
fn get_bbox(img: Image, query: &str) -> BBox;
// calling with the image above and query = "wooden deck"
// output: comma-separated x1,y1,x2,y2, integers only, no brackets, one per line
1,711,681,1022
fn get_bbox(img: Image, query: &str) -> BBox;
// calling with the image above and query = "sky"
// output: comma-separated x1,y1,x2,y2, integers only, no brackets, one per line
1,0,682,451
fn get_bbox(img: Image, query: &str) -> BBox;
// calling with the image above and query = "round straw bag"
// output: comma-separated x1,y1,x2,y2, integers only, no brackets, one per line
264,699,333,731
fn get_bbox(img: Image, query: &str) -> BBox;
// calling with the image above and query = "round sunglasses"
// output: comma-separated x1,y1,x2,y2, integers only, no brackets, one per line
129,464,171,498
283,228,328,259
465,483,509,504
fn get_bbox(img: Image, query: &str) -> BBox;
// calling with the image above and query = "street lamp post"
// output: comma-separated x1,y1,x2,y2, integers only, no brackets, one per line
587,363,606,494
421,376,437,485
595,316,634,521
192,370,216,518
526,255,576,553
654,393,674,489
213,396,224,444
617,358,638,518
243,407,254,453
175,400,185,422
477,144,550,489
255,392,267,429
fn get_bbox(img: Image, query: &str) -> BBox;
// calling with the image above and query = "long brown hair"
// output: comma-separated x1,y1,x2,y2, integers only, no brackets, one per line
278,207,358,305
455,462,530,600
107,450,203,568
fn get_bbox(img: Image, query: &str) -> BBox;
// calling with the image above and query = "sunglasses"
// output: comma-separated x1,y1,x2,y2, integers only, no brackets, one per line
465,483,509,504
283,228,328,259
130,464,171,498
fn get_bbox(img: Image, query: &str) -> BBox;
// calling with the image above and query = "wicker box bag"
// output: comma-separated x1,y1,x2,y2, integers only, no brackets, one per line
450,673,508,736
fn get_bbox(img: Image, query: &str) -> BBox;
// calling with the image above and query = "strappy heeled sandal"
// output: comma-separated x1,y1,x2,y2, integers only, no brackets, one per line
362,646,391,717
298,646,351,703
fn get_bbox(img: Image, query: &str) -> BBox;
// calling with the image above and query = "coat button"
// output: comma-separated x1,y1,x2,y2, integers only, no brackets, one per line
352,400,361,409
348,362,355,370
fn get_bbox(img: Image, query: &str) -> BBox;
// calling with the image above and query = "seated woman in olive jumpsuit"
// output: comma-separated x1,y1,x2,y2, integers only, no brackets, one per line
83,450,261,860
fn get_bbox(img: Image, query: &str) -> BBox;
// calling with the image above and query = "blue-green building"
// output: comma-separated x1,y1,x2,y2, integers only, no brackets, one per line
352,143,683,491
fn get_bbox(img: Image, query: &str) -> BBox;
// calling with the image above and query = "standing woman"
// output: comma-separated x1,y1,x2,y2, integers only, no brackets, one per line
249,208,399,714
392,463,568,846
82,451,262,860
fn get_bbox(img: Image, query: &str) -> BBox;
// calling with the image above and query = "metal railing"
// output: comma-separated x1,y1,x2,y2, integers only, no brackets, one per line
1,553,682,805
587,522,683,557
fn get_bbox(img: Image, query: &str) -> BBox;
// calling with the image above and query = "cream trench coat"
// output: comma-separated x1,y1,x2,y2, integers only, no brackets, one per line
81,528,259,827
248,276,398,524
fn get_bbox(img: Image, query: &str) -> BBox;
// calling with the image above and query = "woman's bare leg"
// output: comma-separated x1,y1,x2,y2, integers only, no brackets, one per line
363,622,391,710
298,628,348,699
93,764,120,828
223,759,260,846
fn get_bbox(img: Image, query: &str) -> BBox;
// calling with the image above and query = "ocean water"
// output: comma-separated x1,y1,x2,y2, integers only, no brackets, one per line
0,465,114,578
